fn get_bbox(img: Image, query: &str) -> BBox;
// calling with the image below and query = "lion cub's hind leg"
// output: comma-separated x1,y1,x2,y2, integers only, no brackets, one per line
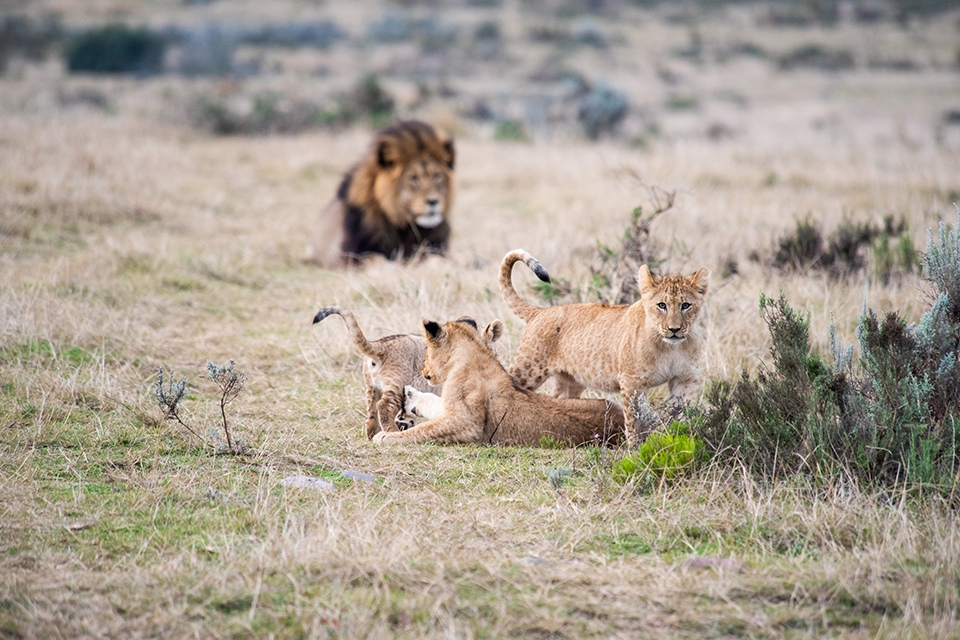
363,383,382,440
506,348,552,392
553,372,585,400
375,385,406,434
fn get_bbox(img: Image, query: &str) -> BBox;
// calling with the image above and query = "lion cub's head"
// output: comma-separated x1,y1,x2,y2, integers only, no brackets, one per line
421,317,502,385
348,120,455,231
637,265,709,344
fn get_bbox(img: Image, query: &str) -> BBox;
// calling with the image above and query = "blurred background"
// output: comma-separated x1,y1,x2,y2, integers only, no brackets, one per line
1,0,958,147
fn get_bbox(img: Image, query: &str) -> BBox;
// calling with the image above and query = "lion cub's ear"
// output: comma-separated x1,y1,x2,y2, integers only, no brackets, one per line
422,318,444,342
689,267,710,295
484,319,504,343
637,264,657,295
454,316,478,329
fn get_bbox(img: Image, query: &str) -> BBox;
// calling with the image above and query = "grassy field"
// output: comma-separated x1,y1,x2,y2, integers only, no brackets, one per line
3,1,960,637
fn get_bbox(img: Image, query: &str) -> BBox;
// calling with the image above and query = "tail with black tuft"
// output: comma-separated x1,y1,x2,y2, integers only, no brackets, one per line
499,249,550,323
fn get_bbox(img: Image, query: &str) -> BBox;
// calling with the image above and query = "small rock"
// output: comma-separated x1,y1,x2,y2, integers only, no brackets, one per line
682,556,743,572
341,470,376,482
282,476,335,491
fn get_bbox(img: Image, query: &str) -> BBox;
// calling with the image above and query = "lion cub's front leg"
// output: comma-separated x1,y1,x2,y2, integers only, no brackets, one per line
373,413,483,444
668,373,700,406
619,375,653,448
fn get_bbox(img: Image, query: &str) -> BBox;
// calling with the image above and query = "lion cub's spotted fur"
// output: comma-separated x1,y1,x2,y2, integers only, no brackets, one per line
312,306,501,439
499,249,709,447
373,318,624,446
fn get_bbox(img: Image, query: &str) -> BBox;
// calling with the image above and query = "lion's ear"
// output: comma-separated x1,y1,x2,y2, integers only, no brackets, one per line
637,265,656,295
455,316,478,329
442,138,455,169
377,139,398,168
690,267,710,295
422,319,443,342
485,319,504,343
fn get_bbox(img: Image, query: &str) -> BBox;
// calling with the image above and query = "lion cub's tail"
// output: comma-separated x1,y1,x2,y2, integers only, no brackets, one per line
312,305,382,360
499,249,551,322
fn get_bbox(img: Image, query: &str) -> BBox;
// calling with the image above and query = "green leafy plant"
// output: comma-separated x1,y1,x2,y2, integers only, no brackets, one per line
613,421,704,484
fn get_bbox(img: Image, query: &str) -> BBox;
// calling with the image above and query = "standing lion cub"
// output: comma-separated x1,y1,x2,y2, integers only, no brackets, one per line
499,249,709,447
373,318,624,446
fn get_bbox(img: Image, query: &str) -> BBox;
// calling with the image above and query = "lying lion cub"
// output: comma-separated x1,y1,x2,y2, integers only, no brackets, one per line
313,306,502,439
373,318,624,446
499,249,709,447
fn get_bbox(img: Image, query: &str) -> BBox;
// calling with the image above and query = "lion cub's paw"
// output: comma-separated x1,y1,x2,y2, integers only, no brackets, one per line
373,431,401,445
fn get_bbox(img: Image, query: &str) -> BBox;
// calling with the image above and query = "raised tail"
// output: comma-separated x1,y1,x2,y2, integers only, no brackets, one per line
499,249,550,323
312,305,382,360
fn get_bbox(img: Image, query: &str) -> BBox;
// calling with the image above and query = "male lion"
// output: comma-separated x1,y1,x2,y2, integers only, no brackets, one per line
499,249,709,447
373,318,624,446
312,306,501,439
309,120,455,268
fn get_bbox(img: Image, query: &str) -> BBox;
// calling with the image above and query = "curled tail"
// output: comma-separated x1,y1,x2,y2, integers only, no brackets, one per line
499,249,550,323
312,305,382,360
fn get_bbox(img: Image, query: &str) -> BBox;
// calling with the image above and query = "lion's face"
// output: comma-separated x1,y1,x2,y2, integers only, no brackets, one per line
392,157,452,229
638,266,709,345
362,122,455,231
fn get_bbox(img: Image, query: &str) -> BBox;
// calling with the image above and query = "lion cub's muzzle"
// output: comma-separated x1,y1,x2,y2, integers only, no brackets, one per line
662,328,687,344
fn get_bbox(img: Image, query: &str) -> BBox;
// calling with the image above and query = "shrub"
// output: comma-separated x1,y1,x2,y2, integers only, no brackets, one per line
188,92,329,136
532,182,674,306
177,25,236,77
693,210,960,492
155,360,249,455
66,24,166,75
494,120,527,142
777,45,854,72
244,20,346,48
577,82,628,140
0,14,61,74
769,215,917,281
349,74,395,124
613,421,705,485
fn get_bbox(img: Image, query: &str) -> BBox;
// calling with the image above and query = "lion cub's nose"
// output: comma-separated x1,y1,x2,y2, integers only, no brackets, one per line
426,197,440,207
669,327,681,334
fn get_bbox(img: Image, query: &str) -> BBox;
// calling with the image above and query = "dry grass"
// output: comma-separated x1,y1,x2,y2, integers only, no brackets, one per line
2,1,960,637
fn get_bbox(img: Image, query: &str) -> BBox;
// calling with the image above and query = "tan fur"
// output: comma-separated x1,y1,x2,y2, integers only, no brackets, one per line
309,121,455,268
373,319,624,446
499,249,709,447
313,307,501,439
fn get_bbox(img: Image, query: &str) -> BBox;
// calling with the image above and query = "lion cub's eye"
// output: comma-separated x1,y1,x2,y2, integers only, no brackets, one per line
433,172,444,183
681,302,691,311
657,302,667,311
